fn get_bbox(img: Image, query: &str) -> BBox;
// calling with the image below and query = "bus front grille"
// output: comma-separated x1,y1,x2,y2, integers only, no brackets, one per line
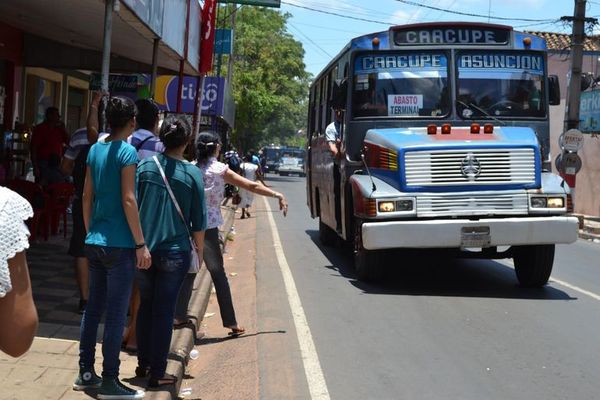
404,148,536,188
417,193,529,217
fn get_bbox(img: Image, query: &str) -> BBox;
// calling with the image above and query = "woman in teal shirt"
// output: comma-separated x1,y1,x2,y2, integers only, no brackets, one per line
75,96,151,400
135,116,206,387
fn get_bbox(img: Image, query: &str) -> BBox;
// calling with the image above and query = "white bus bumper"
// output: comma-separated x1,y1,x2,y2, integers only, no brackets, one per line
361,216,579,250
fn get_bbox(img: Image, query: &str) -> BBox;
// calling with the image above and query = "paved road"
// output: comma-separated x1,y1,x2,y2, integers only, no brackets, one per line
256,174,600,400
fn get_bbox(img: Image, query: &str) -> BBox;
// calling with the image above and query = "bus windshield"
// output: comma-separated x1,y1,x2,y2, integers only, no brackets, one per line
352,52,450,119
456,51,545,119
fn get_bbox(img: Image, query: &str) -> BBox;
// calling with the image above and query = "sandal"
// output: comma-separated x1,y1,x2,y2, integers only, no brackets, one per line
173,319,194,330
228,326,246,337
148,373,177,388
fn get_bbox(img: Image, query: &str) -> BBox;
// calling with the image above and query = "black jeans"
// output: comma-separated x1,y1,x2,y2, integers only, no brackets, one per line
136,250,189,378
174,227,237,327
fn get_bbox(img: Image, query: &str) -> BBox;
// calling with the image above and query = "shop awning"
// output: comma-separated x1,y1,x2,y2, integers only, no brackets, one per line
0,0,200,75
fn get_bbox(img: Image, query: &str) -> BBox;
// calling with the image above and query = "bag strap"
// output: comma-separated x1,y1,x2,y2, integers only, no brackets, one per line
135,135,153,151
152,156,196,247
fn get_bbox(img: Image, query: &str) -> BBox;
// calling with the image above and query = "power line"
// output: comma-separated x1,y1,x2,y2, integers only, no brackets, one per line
288,23,333,58
282,1,393,25
394,0,557,23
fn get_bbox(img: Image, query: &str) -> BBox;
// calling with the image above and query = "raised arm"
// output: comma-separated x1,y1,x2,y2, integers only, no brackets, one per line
224,168,288,216
86,91,105,144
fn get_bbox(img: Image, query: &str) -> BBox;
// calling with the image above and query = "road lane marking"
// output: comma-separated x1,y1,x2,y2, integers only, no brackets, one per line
263,197,331,400
549,277,600,301
501,260,600,301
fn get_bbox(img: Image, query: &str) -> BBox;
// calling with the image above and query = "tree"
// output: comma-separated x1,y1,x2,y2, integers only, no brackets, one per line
221,6,310,152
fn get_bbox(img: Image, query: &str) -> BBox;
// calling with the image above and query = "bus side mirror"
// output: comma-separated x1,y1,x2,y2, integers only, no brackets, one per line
548,75,561,105
331,79,348,110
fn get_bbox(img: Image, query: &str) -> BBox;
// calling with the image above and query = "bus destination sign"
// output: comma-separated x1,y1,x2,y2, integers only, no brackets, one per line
393,27,510,46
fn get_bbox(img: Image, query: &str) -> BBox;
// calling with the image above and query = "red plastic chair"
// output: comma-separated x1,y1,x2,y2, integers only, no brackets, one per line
4,180,50,241
44,182,75,238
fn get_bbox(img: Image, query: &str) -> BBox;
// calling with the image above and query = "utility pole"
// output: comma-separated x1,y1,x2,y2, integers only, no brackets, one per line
559,0,588,200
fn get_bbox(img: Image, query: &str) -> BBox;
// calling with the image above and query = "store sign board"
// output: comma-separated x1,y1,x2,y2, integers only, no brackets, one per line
579,90,600,133
217,0,280,7
89,74,139,92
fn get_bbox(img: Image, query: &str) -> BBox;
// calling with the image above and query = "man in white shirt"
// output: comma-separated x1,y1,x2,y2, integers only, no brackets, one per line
325,109,343,157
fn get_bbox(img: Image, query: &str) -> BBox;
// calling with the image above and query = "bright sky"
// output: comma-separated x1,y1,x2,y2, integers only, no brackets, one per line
276,0,600,77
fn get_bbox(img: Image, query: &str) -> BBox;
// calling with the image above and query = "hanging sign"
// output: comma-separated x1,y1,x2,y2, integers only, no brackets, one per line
555,153,582,175
559,129,584,152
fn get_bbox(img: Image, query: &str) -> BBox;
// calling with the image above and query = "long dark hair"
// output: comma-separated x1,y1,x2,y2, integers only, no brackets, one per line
106,96,136,130
159,115,192,149
196,131,221,163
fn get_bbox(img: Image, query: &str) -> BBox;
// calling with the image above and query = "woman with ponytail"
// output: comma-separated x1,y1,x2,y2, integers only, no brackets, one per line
176,131,288,337
134,115,206,387
76,96,150,399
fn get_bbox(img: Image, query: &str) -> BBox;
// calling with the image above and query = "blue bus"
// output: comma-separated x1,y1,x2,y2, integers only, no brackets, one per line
306,22,578,284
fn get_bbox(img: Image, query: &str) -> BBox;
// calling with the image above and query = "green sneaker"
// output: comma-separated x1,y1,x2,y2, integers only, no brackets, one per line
97,377,145,399
72,369,102,390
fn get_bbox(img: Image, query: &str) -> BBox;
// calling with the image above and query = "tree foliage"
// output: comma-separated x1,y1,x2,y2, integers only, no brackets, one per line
221,6,310,152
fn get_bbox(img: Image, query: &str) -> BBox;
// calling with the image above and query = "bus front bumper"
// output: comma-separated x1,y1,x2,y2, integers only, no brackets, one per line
361,216,579,250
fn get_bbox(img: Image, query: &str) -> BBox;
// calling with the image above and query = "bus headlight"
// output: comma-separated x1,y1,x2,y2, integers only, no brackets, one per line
547,197,565,208
378,201,396,212
376,199,414,213
531,196,564,208
530,197,547,208
395,199,414,211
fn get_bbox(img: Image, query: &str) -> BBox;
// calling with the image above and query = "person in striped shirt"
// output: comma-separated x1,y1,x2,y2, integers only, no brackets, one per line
127,99,165,160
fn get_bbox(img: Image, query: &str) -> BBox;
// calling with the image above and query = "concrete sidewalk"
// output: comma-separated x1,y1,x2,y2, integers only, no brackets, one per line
0,206,237,400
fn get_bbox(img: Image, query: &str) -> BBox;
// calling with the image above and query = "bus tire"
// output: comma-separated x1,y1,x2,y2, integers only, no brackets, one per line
513,244,555,287
354,221,384,282
319,218,337,246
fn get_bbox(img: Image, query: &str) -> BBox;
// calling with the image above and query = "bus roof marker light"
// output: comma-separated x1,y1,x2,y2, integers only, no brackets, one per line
523,36,532,48
372,37,380,48
427,124,437,135
441,124,451,134
470,123,480,134
484,123,494,134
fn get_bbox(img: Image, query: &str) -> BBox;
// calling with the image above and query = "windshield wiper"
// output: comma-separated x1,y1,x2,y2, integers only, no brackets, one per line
456,100,506,126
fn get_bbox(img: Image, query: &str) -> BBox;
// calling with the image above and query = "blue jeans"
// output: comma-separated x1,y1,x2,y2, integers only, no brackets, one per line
79,245,136,378
136,250,190,378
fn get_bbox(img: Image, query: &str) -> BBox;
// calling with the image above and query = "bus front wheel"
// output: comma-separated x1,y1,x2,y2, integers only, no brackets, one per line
354,221,384,282
513,244,555,287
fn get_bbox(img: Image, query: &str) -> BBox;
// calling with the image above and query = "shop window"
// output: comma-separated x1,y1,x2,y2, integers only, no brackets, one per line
24,75,60,126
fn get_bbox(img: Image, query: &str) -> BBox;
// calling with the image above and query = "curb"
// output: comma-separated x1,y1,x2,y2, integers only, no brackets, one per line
145,206,237,400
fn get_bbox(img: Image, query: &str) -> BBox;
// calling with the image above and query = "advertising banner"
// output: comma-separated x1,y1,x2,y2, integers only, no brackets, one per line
200,0,217,73
579,90,600,134
150,75,224,116
215,29,233,55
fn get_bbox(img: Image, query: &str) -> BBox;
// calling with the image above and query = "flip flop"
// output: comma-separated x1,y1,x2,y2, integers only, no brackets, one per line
228,327,246,337
148,373,177,388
